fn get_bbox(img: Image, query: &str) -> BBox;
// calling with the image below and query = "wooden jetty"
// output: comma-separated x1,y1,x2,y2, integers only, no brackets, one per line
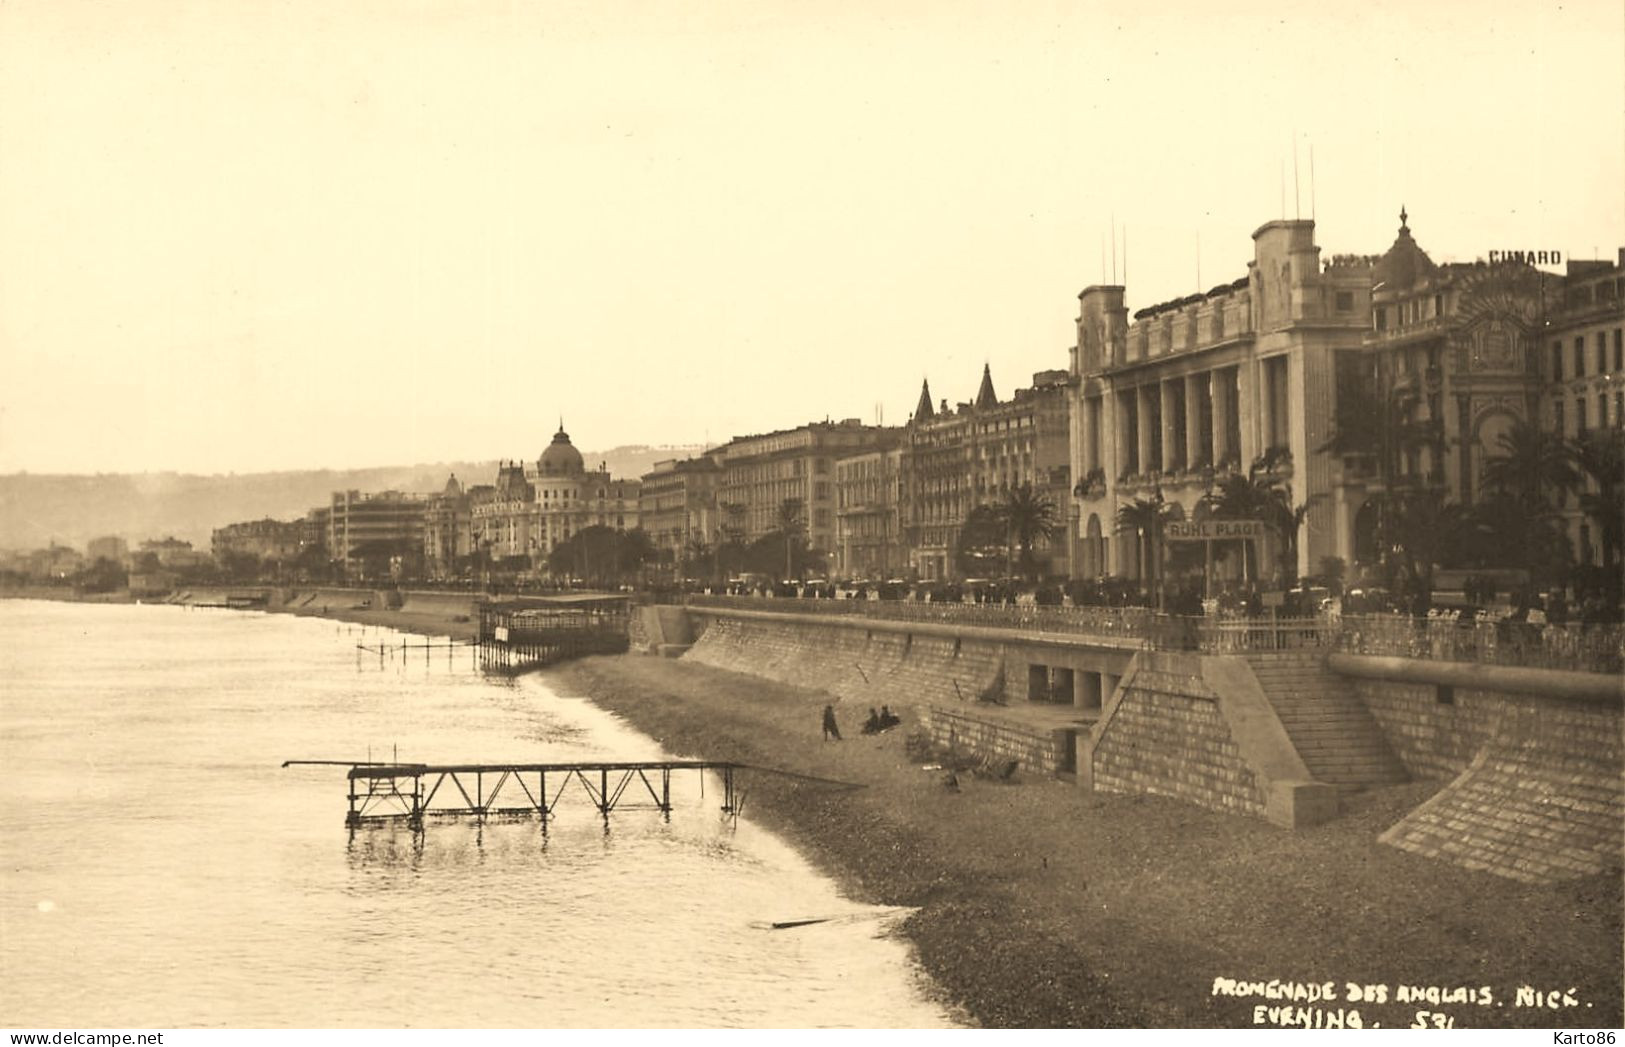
283,758,863,830
476,594,631,673
285,759,741,828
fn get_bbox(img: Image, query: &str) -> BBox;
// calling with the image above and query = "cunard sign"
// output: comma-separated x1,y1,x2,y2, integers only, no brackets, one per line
1487,249,1562,266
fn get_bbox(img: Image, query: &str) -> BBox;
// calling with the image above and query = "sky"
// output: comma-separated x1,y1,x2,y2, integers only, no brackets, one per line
1,0,1621,475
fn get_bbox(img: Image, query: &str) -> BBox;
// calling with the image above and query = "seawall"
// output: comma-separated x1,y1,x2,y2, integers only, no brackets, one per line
666,604,1624,881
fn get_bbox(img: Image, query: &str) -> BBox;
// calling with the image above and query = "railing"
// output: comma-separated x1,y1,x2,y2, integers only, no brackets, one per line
680,595,1625,673
1334,615,1625,676
683,593,1155,640
1195,617,1339,653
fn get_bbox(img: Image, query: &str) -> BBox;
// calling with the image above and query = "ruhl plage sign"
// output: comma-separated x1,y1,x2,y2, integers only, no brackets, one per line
1166,519,1267,541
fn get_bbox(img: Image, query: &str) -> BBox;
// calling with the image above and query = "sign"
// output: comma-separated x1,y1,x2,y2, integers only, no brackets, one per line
494,626,510,643
1165,518,1267,542
1487,250,1561,266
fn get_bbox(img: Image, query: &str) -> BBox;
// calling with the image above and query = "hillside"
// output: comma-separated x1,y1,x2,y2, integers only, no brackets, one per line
0,445,705,551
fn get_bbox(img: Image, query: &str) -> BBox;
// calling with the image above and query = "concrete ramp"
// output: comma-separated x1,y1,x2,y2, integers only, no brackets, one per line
1379,705,1624,882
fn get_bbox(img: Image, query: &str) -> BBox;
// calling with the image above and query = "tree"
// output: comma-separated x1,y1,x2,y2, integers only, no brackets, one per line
1384,489,1470,614
546,526,653,588
717,502,747,581
1571,429,1624,575
74,557,127,594
955,505,1007,577
681,537,712,581
349,537,419,583
217,550,264,583
775,498,806,579
1482,418,1579,513
1115,495,1172,590
1478,419,1581,586
999,483,1059,581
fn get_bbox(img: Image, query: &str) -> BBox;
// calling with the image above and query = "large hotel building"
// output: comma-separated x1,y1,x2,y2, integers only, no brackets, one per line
1069,212,1623,582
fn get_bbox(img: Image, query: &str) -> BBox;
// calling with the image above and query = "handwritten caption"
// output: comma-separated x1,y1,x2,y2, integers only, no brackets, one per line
1210,976,1595,1029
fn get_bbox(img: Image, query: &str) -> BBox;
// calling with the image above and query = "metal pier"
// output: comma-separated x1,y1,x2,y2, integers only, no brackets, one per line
285,759,741,829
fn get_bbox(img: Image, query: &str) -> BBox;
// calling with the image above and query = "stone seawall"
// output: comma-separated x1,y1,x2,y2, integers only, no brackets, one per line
1090,654,1267,818
1334,664,1624,882
683,613,1006,708
917,705,1073,777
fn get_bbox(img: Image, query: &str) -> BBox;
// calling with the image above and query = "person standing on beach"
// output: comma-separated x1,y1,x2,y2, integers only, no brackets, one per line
822,704,842,741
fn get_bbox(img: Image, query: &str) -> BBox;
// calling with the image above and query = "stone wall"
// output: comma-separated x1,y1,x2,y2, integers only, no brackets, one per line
683,614,1005,708
628,607,651,652
1090,657,1266,818
1348,675,1624,881
919,705,1070,777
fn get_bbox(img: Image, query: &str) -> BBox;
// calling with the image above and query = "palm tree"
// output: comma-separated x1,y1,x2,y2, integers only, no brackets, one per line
1571,429,1624,573
1482,419,1579,512
775,498,806,579
1385,489,1469,613
998,483,1059,581
717,502,747,581
683,537,712,582
1478,419,1581,586
1115,495,1170,592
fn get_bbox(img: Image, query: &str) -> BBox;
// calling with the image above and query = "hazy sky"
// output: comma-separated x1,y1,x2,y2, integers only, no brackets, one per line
2,0,1621,475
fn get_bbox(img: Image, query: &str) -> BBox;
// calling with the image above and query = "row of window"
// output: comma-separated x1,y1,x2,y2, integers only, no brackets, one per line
1550,391,1625,437
1549,328,1624,381
1373,293,1446,332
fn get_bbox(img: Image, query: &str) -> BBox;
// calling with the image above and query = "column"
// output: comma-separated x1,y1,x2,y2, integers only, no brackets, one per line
1160,380,1178,472
1114,390,1133,475
1084,397,1101,473
1184,373,1202,469
1256,357,1274,457
1211,370,1231,465
1137,386,1154,475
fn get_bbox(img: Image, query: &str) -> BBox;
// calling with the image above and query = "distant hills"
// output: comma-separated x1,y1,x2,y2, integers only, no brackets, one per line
0,445,706,552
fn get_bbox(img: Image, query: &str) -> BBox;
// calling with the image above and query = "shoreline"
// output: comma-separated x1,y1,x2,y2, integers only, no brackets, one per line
6,591,1620,1027
534,654,1622,1029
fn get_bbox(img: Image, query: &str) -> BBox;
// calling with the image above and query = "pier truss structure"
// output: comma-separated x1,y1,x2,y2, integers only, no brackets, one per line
285,760,742,829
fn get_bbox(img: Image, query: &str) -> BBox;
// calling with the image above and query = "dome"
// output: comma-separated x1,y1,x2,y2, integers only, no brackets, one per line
539,425,585,476
1373,206,1436,291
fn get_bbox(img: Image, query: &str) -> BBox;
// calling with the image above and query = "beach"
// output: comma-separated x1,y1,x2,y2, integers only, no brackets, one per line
6,590,1620,1027
538,653,1621,1028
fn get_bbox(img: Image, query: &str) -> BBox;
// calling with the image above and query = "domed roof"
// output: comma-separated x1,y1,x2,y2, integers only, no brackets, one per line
539,424,585,476
1373,206,1436,291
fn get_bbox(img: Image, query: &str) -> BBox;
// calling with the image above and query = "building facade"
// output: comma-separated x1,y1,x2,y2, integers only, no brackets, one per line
211,518,303,565
639,455,722,573
1539,252,1624,566
709,420,890,573
327,490,428,581
834,446,903,579
469,426,642,572
903,366,1072,581
1070,219,1372,582
1071,210,1625,588
421,474,473,581
86,536,128,565
138,536,211,571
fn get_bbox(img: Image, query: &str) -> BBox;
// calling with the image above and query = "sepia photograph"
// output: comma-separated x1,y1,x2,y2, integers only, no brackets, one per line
1,0,1621,1034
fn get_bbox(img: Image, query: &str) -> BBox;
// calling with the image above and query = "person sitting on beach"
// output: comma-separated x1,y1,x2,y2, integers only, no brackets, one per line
862,708,882,734
879,705,900,729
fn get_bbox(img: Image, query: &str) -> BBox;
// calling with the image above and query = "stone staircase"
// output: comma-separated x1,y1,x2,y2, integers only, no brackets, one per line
1244,653,1408,788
